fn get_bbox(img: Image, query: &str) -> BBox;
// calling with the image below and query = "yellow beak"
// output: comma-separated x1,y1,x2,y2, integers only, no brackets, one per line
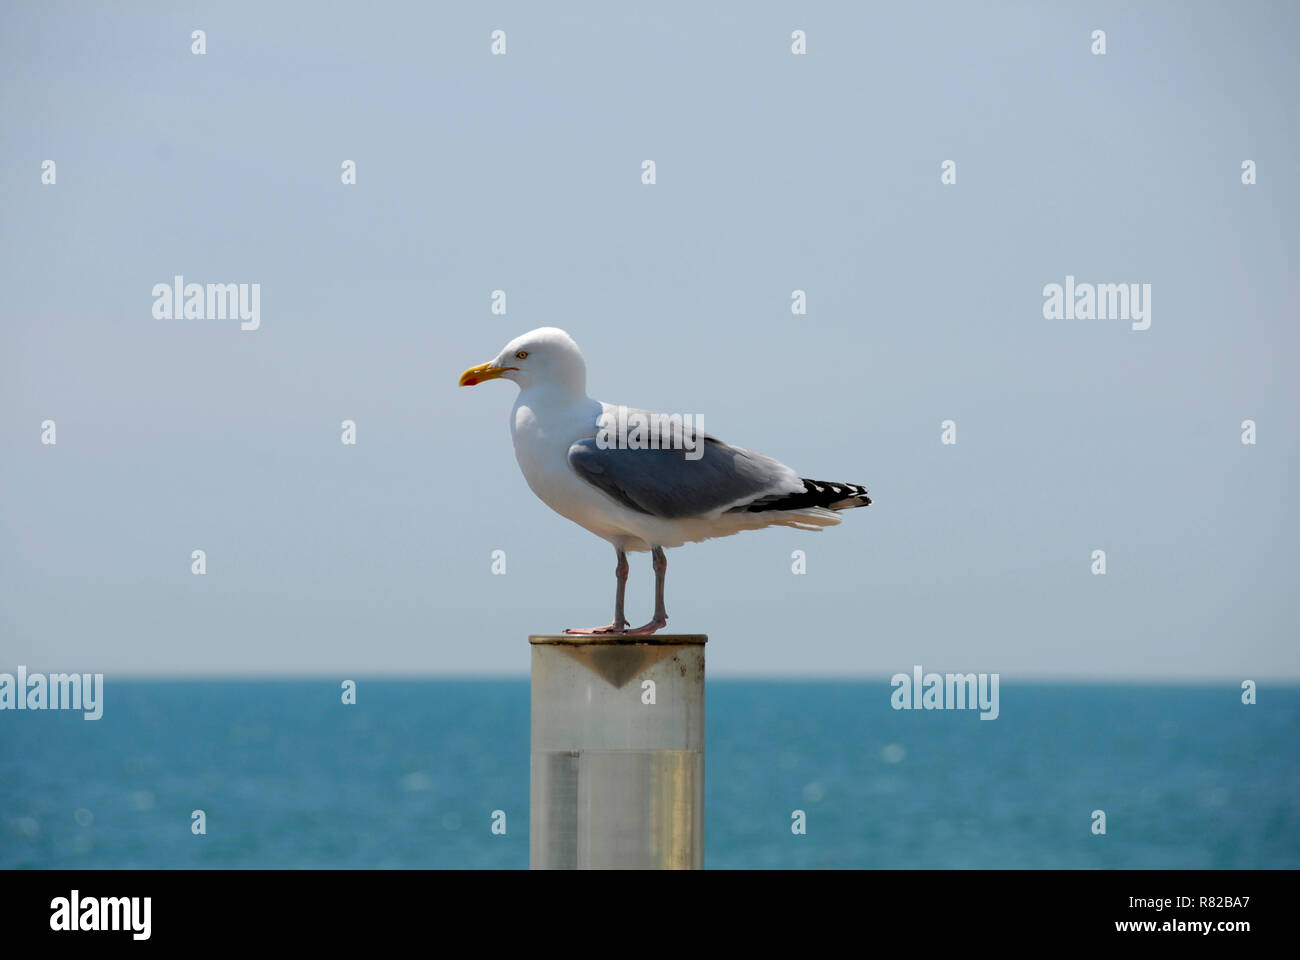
459,362,517,387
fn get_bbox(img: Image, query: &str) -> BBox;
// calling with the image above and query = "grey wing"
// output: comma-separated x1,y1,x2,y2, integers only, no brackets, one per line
567,434,802,519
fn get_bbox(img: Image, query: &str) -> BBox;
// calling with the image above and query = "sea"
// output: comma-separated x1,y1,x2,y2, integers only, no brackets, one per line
2,681,1296,869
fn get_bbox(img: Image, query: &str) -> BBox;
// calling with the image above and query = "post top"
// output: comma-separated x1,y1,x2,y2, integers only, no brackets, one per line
530,634,707,646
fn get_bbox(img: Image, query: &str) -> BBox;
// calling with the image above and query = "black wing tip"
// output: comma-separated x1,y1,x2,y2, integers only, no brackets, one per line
734,478,872,514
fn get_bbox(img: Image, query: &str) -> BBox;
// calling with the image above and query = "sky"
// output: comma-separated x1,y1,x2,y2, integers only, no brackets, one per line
1,1,1297,679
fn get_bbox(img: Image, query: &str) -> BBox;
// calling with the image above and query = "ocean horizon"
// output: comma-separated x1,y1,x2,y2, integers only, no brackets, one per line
2,679,1296,869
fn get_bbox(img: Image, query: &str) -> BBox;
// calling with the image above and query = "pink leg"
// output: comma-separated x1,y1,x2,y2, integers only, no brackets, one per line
623,546,668,636
564,549,630,635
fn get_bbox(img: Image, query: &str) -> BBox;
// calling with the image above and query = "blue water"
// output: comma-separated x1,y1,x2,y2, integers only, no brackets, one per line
1,681,1295,868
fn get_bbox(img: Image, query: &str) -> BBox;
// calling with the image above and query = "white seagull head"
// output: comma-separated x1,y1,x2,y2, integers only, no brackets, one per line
458,326,587,394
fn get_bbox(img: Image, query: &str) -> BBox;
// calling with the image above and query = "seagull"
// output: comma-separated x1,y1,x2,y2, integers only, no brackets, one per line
459,327,871,635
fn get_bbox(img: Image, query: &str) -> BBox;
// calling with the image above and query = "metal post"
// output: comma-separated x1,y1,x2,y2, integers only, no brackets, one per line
529,634,706,869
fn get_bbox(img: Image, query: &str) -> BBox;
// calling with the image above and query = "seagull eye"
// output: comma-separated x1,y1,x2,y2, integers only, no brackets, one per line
515,351,529,360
